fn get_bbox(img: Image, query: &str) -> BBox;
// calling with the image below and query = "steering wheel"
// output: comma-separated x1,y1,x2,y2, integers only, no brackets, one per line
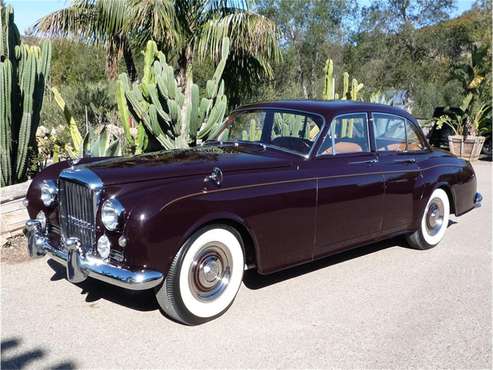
271,137,312,154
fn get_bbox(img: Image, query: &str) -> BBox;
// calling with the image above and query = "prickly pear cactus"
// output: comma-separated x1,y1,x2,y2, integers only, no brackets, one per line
0,4,51,186
118,38,230,151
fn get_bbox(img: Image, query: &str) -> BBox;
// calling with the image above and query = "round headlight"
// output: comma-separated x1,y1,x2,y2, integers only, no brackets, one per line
36,210,46,230
40,180,57,207
97,234,111,259
101,198,124,231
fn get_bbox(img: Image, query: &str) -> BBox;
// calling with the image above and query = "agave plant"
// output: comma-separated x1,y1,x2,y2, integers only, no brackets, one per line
436,93,492,137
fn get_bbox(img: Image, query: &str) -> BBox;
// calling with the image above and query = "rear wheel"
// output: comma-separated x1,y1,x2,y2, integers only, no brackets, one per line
406,188,450,250
155,225,244,325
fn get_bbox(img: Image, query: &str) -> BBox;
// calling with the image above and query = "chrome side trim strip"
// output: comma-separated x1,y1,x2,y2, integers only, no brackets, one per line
160,163,466,211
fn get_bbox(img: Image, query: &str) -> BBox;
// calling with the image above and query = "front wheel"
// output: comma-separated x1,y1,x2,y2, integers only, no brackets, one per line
406,188,450,250
155,225,245,325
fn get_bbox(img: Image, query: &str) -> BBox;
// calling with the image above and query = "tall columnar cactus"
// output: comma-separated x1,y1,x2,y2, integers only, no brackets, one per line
322,58,364,102
117,38,230,151
0,4,51,186
322,59,335,100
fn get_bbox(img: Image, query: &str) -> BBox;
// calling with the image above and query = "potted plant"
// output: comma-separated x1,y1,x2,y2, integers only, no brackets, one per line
436,94,491,161
435,45,492,161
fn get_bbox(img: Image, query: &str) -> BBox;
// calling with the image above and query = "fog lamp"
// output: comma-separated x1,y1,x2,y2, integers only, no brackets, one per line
97,234,111,259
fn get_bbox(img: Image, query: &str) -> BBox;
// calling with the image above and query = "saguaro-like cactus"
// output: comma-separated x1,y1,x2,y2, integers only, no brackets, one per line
0,4,51,186
117,38,230,151
322,58,363,101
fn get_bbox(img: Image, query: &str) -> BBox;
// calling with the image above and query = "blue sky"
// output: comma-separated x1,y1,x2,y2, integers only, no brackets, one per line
8,0,476,35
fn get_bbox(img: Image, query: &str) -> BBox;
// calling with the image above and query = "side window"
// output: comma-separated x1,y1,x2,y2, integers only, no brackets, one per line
318,113,370,155
373,114,406,152
221,111,265,141
406,120,425,151
271,112,320,141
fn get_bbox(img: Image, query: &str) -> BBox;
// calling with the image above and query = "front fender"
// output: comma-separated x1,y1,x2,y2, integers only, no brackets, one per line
119,179,259,274
26,158,105,218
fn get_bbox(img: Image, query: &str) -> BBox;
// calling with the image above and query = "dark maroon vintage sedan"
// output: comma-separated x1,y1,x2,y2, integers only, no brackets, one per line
25,100,482,325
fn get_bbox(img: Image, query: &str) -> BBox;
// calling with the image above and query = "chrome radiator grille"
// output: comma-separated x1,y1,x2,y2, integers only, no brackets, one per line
58,179,96,249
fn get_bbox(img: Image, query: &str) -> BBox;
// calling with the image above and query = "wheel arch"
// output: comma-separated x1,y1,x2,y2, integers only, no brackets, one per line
436,183,456,215
182,214,260,272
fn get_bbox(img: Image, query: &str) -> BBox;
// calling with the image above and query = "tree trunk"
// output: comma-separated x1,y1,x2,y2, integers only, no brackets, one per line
122,37,137,82
105,40,119,81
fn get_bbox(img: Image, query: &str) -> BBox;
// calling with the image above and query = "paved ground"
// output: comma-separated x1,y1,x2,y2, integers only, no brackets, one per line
1,161,491,369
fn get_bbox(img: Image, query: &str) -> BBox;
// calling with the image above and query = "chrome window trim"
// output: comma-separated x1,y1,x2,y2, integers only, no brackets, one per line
316,112,371,157
215,107,327,159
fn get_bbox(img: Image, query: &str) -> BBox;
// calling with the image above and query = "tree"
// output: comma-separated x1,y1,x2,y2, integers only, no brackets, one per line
34,0,137,81
34,1,279,93
257,0,356,99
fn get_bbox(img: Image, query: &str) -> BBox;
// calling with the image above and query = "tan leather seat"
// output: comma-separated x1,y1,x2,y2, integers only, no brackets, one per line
387,143,406,151
324,141,363,154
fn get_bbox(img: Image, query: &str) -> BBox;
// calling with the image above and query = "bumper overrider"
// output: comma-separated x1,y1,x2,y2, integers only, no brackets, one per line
474,192,483,208
24,219,164,290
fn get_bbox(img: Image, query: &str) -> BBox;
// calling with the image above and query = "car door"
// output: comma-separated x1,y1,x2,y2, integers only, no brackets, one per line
309,112,385,258
371,112,422,233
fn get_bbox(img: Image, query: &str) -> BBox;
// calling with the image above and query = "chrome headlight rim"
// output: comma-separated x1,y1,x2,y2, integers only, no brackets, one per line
40,180,58,207
101,197,125,231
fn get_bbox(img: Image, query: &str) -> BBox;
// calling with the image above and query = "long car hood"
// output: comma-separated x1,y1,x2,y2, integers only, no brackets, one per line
81,145,292,185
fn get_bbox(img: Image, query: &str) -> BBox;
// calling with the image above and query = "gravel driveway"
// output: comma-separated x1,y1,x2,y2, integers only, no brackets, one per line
1,161,491,369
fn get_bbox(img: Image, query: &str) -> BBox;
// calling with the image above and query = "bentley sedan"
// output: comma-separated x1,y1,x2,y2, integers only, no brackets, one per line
25,100,482,325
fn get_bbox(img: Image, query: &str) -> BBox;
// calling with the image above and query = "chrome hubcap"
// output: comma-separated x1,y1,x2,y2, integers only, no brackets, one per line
189,243,232,301
425,198,444,236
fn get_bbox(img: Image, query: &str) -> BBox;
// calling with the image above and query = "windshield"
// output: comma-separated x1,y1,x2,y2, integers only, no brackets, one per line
213,110,323,156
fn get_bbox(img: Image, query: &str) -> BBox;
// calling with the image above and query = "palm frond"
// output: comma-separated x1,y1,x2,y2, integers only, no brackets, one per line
33,0,128,44
197,11,280,65
129,0,180,51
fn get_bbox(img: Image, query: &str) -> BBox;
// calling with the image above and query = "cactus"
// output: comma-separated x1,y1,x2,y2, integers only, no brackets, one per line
0,4,51,186
118,38,230,150
322,58,364,102
342,72,349,99
322,59,335,100
351,78,364,100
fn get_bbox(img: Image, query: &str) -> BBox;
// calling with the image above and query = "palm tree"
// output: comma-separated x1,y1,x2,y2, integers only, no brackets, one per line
34,0,137,81
34,0,279,94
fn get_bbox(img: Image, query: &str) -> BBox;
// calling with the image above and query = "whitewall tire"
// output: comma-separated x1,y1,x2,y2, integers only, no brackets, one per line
406,188,450,250
156,225,244,325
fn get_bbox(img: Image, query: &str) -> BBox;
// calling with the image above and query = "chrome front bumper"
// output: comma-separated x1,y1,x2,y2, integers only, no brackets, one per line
24,220,164,290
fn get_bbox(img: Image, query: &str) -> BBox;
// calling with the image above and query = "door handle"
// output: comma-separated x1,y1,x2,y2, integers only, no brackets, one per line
349,159,378,165
394,158,416,164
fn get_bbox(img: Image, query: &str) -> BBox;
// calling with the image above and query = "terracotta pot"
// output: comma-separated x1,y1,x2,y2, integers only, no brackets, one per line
448,135,485,161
